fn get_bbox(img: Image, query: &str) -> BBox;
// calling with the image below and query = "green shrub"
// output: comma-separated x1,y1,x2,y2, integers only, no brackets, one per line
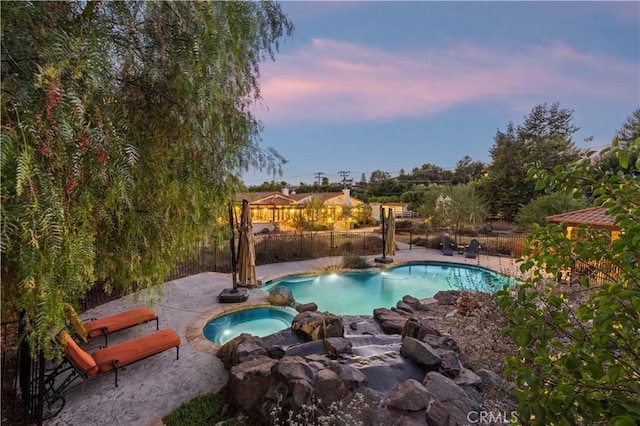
341,253,371,270
162,393,235,426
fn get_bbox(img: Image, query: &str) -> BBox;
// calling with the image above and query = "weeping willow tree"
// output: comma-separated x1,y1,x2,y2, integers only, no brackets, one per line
1,1,293,355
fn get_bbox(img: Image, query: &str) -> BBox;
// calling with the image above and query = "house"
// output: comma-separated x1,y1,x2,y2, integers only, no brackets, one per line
236,188,365,232
372,202,414,220
547,207,620,241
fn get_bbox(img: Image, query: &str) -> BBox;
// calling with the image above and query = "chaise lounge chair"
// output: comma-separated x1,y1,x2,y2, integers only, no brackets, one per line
59,329,180,387
466,238,480,259
65,304,159,346
441,236,454,256
33,329,180,420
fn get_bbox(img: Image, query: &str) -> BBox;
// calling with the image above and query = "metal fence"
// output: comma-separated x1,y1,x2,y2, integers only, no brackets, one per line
569,258,623,286
166,231,384,281
397,228,528,258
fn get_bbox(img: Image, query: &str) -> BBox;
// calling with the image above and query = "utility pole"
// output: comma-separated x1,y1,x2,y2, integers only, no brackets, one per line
338,170,351,188
314,172,325,186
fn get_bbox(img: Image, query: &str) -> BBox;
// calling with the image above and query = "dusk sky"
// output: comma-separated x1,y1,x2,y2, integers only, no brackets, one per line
241,1,639,187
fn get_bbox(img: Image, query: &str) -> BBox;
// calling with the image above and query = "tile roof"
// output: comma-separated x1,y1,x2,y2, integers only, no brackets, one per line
235,192,297,205
547,207,617,229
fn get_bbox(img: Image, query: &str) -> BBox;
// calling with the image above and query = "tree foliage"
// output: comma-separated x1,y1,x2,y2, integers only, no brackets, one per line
478,103,582,220
597,108,640,176
428,184,487,235
1,1,293,354
494,139,640,424
514,192,588,232
452,155,486,185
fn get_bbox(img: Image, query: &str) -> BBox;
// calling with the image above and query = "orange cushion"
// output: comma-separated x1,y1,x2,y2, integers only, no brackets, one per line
59,332,99,376
91,329,180,373
85,307,157,338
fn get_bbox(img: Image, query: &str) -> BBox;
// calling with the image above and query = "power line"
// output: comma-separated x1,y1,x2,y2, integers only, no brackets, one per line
338,170,351,188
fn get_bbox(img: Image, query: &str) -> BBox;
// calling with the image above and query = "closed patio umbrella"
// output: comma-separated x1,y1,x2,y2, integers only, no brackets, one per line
386,209,396,256
238,199,257,287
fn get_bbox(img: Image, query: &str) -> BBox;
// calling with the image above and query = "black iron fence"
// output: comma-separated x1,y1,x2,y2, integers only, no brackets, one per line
166,231,384,281
397,228,528,258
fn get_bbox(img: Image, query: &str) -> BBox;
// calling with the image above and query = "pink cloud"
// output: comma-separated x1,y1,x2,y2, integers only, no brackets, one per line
256,38,638,124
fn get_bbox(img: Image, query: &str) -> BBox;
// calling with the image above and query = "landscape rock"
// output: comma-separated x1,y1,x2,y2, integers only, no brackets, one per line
314,368,350,406
294,302,318,312
400,337,442,370
454,367,482,387
387,379,453,426
396,301,416,313
218,294,511,425
329,361,368,390
271,355,315,384
423,371,481,425
268,286,295,306
476,368,506,388
291,311,344,341
228,355,277,414
387,379,435,412
373,308,409,334
216,333,267,369
324,336,352,356
433,290,460,306
439,351,462,378
402,317,442,341
423,334,459,353
402,295,423,310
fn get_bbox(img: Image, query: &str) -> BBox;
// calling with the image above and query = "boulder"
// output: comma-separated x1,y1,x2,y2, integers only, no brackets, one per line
294,302,318,312
433,291,460,306
387,379,434,412
269,286,295,306
314,368,350,407
423,372,481,425
401,295,423,310
396,301,416,314
439,351,462,379
271,355,315,384
216,333,267,369
324,337,352,356
476,368,505,388
228,355,277,414
402,318,441,341
422,334,459,353
291,311,344,341
400,337,442,370
373,308,408,334
329,362,368,390
454,368,482,388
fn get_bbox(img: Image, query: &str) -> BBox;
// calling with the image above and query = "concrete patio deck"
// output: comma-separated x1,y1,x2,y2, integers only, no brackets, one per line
47,244,522,426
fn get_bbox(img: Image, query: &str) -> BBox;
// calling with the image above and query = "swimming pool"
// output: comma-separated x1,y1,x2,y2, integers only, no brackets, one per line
261,262,514,315
203,306,298,345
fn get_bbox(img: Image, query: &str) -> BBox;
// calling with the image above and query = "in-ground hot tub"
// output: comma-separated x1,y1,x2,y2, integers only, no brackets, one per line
203,305,297,345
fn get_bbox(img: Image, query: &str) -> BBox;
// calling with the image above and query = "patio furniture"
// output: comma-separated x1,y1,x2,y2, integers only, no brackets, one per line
65,304,159,346
60,329,180,387
33,329,180,420
466,239,480,259
441,236,454,256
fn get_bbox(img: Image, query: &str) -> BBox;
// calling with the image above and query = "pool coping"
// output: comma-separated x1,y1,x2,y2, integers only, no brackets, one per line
186,295,272,355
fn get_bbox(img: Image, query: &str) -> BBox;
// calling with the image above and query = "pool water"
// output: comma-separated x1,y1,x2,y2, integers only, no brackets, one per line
203,306,297,345
261,262,514,316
